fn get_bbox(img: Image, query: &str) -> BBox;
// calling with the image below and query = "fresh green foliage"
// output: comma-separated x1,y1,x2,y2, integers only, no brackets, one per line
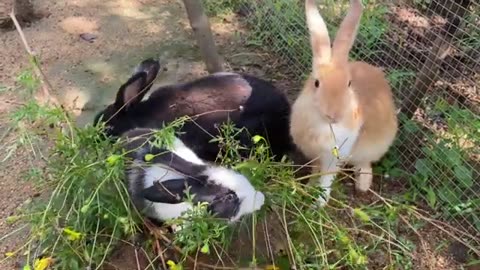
460,7,480,51
12,108,142,269
213,0,389,77
411,0,432,11
350,2,389,60
168,200,231,260
15,69,40,97
397,100,480,231
387,69,416,93
203,0,247,17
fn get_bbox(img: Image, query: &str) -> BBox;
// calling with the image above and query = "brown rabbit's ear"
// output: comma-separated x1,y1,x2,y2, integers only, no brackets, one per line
332,0,364,63
305,0,331,68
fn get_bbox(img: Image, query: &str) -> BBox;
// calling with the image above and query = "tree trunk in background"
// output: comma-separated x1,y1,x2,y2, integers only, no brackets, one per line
0,0,36,30
401,0,472,120
181,0,225,73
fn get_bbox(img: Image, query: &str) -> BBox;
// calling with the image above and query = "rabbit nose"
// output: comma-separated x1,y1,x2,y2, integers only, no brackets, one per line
326,114,338,124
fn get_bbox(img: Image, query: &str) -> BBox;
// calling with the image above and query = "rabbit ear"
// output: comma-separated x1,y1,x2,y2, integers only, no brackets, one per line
134,58,161,93
142,177,205,204
142,178,188,204
114,72,147,110
305,0,331,68
331,0,363,63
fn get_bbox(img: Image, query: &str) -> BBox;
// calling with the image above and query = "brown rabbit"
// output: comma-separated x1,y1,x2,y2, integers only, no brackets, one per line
290,0,398,206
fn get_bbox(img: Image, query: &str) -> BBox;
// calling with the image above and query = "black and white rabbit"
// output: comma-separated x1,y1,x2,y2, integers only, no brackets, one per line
122,128,265,224
93,58,293,162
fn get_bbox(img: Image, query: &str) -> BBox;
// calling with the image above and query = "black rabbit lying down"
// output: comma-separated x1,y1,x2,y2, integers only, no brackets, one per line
94,58,293,162
122,128,265,225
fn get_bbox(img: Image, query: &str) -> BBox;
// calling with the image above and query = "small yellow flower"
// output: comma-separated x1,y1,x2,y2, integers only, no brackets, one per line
106,154,121,166
5,252,15,257
200,243,210,254
144,154,155,162
331,146,340,159
166,260,183,270
63,228,82,241
33,257,53,270
353,208,371,222
265,265,280,270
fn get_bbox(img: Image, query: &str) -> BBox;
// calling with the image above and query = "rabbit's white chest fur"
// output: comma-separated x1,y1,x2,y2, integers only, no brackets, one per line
318,123,360,160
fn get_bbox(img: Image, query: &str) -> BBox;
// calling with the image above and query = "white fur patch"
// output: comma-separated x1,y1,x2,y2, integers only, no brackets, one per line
211,72,238,77
170,138,205,165
202,167,265,222
327,123,360,160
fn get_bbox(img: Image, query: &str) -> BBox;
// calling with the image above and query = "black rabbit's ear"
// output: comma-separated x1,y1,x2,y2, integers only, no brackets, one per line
135,58,161,92
142,177,204,204
114,72,147,110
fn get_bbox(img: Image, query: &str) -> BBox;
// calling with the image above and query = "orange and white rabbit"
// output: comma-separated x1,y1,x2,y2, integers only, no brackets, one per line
290,0,398,206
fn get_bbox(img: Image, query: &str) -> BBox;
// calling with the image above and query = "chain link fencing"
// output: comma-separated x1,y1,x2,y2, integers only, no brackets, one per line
204,0,480,244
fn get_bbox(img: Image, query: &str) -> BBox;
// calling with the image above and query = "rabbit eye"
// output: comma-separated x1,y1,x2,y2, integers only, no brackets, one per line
348,80,352,87
225,193,236,201
314,79,320,88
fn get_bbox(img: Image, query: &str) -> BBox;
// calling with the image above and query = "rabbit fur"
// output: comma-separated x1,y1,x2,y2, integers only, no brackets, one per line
122,128,265,224
290,0,398,206
94,58,293,162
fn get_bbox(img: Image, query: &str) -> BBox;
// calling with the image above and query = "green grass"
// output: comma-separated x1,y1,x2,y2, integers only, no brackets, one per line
203,0,390,77
398,102,480,231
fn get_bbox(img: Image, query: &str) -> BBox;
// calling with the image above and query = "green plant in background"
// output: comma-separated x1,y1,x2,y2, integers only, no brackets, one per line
350,1,389,60
460,7,480,52
203,0,248,17
396,99,480,231
411,0,432,11
15,69,40,97
209,0,390,77
387,69,416,92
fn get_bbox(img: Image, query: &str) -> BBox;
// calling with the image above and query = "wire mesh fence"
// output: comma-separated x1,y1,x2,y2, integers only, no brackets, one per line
204,0,479,241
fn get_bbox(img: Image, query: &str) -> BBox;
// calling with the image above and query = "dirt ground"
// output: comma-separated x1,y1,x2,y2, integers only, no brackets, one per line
0,0,477,269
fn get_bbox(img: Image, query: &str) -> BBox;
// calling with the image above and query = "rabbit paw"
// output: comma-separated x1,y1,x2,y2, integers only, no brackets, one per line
316,195,329,207
355,166,373,192
171,224,184,233
314,187,331,207
314,175,333,207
